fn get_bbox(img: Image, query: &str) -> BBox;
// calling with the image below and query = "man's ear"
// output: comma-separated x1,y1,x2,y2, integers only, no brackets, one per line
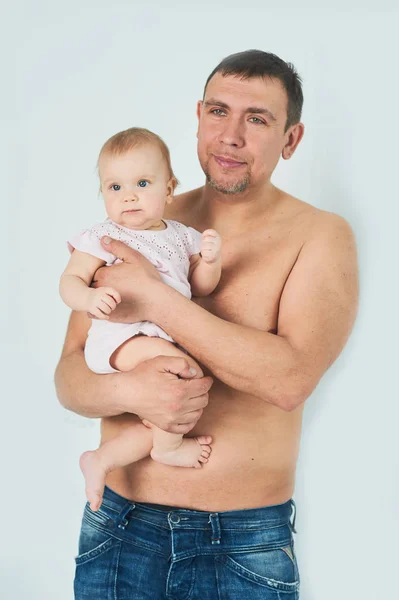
282,122,305,160
196,101,203,138
196,100,203,120
165,177,177,204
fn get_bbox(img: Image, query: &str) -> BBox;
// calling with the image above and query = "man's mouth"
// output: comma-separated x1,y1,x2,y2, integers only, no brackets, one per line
123,209,142,213
213,155,246,169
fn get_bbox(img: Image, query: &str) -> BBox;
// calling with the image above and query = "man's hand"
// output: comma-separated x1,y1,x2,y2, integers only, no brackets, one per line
92,237,162,310
120,355,213,434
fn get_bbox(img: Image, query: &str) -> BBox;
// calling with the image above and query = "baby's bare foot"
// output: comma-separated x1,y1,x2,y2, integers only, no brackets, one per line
150,436,212,469
79,450,107,512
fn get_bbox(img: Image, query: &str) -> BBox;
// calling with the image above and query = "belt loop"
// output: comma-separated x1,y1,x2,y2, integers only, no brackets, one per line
208,513,221,545
289,499,297,534
118,502,136,530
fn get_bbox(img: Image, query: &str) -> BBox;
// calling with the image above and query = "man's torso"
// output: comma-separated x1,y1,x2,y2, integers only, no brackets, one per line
101,185,320,510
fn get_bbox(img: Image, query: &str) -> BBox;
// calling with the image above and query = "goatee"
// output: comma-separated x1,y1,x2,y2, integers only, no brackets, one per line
205,173,250,195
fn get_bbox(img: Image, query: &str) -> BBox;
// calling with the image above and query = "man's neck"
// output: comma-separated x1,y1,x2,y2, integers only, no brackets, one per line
196,180,282,238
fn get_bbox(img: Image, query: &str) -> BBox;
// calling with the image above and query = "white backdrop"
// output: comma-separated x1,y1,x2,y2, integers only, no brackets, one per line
2,1,398,598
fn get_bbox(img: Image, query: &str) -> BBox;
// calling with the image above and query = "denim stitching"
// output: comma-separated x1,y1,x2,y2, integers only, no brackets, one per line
75,538,119,566
214,556,222,600
224,555,300,592
170,540,293,563
99,501,120,514
165,554,197,600
129,515,171,531
113,542,121,600
82,518,167,558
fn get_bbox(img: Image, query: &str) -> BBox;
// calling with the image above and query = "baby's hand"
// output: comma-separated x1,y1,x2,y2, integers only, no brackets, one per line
87,287,121,320
200,230,222,264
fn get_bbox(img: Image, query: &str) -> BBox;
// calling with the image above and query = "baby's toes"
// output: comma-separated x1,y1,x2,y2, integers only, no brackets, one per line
197,435,212,446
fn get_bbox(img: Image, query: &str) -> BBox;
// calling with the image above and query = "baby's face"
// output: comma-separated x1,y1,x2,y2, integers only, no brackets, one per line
99,144,174,230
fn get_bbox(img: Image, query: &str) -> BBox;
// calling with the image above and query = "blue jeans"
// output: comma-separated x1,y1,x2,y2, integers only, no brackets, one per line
74,485,300,599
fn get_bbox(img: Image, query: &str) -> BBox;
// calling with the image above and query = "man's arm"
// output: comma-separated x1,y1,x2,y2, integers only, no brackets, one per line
152,215,358,410
97,214,358,411
54,311,212,432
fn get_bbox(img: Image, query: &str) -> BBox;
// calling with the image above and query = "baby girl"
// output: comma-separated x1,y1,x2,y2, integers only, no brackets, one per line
60,127,222,511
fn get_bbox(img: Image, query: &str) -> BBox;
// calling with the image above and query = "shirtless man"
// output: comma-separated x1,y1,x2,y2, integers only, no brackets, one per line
55,50,358,599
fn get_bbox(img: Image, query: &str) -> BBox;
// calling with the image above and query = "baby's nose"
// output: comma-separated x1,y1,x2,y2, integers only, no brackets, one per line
123,192,138,202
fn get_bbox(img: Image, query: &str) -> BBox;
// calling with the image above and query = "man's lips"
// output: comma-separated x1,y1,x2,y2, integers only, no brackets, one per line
213,155,246,169
123,209,142,213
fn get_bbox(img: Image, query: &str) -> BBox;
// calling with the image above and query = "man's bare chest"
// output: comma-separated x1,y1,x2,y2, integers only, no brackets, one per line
194,230,302,332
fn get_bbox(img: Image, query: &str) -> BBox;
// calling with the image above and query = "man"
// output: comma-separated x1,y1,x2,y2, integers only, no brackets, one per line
55,50,358,598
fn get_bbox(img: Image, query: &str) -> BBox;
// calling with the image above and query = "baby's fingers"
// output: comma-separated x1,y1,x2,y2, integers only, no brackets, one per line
202,240,218,250
91,306,110,320
202,229,219,238
101,294,118,311
103,288,121,304
98,298,115,314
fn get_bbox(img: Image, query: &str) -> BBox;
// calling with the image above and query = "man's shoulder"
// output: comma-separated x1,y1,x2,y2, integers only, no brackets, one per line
280,190,355,242
305,206,355,244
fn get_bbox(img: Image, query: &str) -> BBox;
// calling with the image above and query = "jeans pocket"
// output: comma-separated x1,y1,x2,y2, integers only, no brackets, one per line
222,545,300,595
74,503,119,566
74,524,121,600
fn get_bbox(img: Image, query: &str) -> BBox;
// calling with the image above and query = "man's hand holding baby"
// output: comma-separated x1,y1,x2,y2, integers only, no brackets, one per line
92,231,223,322
89,236,163,322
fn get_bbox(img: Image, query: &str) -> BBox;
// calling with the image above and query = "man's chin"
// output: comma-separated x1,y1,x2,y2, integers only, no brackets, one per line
206,174,250,195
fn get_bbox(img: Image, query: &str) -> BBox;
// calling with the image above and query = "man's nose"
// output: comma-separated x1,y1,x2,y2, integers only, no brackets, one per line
218,117,245,148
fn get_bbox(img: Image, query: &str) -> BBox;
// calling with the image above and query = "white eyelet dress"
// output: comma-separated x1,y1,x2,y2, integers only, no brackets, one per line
68,219,202,374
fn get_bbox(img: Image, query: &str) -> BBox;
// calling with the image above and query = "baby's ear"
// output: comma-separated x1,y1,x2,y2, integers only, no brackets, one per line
166,177,178,203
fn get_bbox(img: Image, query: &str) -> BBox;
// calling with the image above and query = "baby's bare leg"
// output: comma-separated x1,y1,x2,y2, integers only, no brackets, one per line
112,336,212,468
80,423,153,511
80,336,212,511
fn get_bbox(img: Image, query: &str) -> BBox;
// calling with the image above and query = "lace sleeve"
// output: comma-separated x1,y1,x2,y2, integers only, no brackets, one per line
67,228,116,265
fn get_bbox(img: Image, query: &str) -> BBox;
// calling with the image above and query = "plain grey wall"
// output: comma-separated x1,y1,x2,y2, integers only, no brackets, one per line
3,1,398,598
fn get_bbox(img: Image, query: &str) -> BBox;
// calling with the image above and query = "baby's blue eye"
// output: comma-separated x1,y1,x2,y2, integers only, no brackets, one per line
138,180,149,188
111,184,121,191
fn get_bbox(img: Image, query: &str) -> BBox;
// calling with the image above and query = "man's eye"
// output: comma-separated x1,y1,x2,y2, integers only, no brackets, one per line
138,180,149,188
111,184,121,191
211,109,225,116
249,117,265,125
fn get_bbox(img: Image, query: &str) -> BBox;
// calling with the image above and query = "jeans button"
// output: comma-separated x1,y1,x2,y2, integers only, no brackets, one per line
169,513,181,524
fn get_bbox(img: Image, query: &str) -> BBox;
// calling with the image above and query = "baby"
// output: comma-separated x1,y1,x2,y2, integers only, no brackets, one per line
60,127,222,511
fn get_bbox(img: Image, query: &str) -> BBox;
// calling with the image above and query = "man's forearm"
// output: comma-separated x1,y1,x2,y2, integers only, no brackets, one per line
149,284,314,410
54,348,131,418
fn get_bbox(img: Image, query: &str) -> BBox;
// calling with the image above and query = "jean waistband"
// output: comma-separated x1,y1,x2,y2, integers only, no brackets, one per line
101,486,297,532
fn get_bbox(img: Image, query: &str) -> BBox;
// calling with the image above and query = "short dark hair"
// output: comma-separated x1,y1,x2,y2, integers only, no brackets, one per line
204,50,303,132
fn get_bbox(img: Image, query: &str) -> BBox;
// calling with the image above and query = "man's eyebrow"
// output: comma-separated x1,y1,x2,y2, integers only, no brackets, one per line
204,98,277,122
204,99,229,109
246,106,277,122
